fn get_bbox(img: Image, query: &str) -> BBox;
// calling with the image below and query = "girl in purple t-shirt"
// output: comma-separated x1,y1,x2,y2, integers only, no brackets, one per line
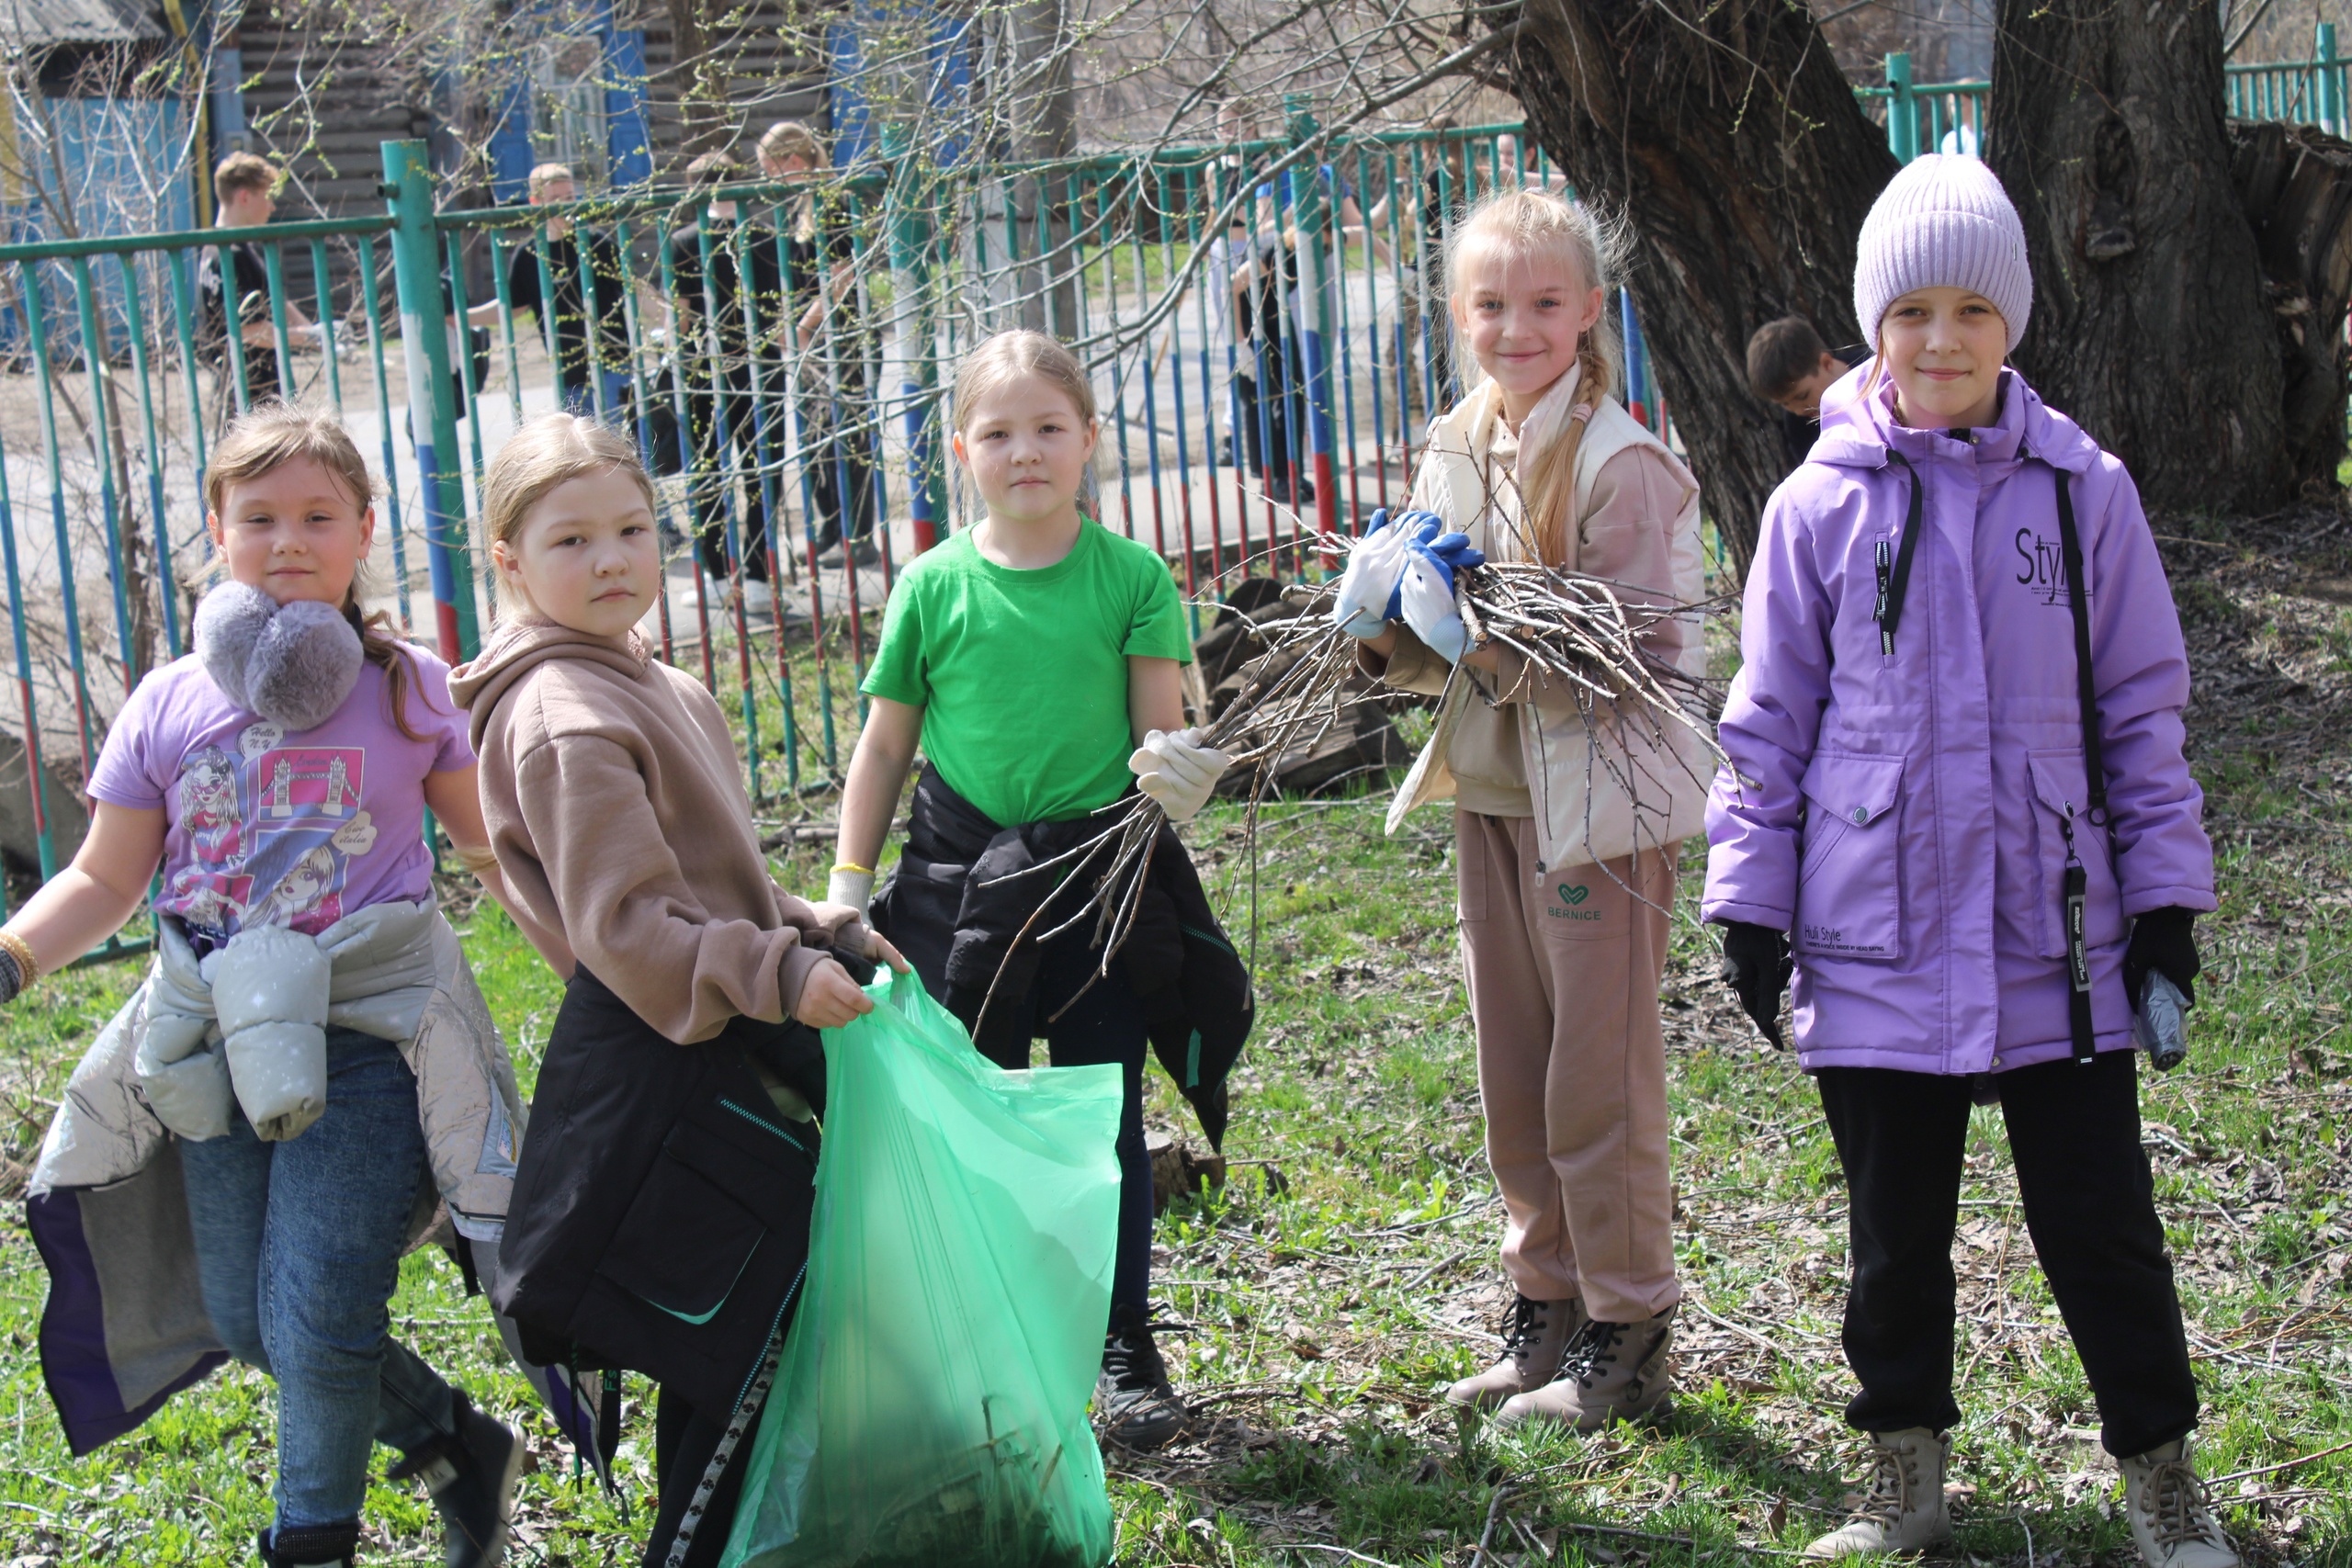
0,407,523,1567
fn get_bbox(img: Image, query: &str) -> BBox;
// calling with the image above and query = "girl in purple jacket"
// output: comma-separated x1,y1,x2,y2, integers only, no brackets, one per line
1703,157,2233,1567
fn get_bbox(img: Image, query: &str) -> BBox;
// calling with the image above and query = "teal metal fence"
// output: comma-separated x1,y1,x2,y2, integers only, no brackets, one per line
1864,24,2352,164
2,117,1619,922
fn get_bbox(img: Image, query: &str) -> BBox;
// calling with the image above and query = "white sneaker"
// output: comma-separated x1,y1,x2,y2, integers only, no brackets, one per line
2121,1438,2239,1568
1803,1427,1952,1558
741,578,775,615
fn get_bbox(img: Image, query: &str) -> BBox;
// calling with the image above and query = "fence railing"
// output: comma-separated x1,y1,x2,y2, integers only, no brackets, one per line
2225,23,2350,129
5,115,1656,924
1865,24,2352,164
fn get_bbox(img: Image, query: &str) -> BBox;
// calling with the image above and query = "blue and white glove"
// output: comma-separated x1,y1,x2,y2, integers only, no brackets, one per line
1397,526,1486,664
1332,507,1444,637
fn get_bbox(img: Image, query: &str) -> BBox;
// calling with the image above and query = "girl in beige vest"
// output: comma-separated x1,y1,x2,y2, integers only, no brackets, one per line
1341,188,1708,1429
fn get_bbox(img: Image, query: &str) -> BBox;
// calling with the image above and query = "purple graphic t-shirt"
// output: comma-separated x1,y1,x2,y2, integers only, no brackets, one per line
88,645,473,947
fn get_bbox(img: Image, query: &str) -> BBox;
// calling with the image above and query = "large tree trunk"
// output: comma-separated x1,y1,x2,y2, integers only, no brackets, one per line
1507,0,1898,578
1989,0,2294,512
2226,119,2352,492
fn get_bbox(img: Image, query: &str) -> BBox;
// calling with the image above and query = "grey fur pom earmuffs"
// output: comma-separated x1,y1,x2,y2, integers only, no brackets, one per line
194,582,367,732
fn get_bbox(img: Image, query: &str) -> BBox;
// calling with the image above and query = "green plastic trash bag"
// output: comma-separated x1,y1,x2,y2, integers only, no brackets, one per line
719,967,1124,1568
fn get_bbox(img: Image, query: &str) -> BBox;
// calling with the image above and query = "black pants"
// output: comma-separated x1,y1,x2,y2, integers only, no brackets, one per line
1815,1050,2199,1458
684,362,784,583
997,931,1156,1315
1233,336,1305,488
791,340,881,552
640,1384,758,1568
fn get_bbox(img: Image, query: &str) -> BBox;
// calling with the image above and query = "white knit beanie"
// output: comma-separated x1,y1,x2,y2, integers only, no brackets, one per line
1853,154,2032,354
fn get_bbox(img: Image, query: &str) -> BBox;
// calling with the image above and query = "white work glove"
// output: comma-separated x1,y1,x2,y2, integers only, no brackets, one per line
1396,554,1464,664
1128,728,1233,823
1331,513,1416,638
827,866,875,919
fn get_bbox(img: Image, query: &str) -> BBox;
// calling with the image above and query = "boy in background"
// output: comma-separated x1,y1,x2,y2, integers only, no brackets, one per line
1745,316,1863,473
198,152,321,404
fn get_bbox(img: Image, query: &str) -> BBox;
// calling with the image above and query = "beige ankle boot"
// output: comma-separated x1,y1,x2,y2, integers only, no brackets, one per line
2120,1439,2239,1568
1494,1304,1676,1431
1444,1293,1586,1412
1803,1428,1952,1559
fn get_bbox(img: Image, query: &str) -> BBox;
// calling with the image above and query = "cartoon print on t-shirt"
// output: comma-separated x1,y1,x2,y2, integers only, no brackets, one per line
177,747,246,867
242,745,367,931
243,843,342,930
159,733,369,941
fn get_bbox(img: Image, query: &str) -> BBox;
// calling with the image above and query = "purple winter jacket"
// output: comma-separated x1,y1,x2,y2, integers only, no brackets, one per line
1702,367,2215,1074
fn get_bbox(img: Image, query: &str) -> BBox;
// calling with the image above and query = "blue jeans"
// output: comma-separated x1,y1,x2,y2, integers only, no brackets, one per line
180,1028,458,1530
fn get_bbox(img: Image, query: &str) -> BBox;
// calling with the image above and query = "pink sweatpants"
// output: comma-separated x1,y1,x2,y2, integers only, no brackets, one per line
1455,810,1681,1323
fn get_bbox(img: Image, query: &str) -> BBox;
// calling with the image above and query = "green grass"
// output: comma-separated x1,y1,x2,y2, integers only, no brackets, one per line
4,529,2350,1564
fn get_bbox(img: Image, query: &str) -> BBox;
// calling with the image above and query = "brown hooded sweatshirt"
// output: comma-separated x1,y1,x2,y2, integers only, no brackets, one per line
451,617,854,1043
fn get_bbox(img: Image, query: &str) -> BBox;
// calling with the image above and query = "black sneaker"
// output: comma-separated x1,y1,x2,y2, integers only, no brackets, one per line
258,1523,358,1566
848,537,880,568
1097,1305,1186,1451
386,1390,524,1568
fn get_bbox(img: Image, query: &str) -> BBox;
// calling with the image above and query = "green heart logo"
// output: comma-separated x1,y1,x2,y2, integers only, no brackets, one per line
1557,883,1589,906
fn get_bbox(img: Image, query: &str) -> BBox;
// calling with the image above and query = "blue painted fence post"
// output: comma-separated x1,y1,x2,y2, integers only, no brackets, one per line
1621,289,1650,431
1284,92,1342,563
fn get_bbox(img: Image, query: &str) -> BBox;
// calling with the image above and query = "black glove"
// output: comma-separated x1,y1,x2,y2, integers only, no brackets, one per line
0,943,21,1006
2123,906,2200,1009
1716,920,1793,1049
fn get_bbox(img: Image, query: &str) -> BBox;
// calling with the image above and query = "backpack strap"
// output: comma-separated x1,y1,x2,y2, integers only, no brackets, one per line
2036,447,2111,1064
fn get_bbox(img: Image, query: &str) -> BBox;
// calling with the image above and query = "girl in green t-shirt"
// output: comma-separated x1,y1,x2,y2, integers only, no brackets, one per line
829,330,1229,1451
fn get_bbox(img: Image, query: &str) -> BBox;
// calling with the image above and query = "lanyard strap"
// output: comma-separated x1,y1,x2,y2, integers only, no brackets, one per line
2039,448,2110,1062
1874,449,1927,654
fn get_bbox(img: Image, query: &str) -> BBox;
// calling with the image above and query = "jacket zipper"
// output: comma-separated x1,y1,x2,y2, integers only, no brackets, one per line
718,1096,808,1152
1874,539,1893,649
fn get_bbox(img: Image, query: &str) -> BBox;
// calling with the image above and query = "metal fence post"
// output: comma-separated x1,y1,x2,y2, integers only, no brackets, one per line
381,139,480,663
1621,288,1650,431
883,122,945,553
1283,92,1342,561
1885,51,1917,164
2318,23,2342,140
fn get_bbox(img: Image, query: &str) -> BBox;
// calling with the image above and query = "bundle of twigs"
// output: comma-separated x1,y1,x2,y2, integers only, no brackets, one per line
976,604,1365,1016
982,555,1731,1004
1453,558,1731,771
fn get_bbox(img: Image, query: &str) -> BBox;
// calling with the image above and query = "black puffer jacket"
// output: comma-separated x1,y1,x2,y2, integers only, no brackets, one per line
872,765,1254,1147
492,965,836,1416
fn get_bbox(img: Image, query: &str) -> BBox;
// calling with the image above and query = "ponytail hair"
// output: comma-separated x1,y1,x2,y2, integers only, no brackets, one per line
1446,188,1625,568
206,401,437,742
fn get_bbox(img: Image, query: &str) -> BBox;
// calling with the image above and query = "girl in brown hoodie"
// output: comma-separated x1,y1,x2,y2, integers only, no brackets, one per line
451,413,901,1568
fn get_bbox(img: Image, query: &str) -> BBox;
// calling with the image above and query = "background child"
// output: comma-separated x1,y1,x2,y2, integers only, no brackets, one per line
1705,156,2233,1567
1340,188,1707,1431
1,405,523,1568
1745,314,1866,474
828,329,1217,1453
452,413,895,1568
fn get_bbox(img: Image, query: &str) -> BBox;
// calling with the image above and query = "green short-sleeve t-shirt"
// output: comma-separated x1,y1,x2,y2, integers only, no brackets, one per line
862,519,1193,826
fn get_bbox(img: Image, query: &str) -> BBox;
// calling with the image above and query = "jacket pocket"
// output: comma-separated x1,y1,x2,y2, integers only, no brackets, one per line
1792,752,1905,962
2026,749,2128,960
594,1093,813,1325
595,1150,765,1324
